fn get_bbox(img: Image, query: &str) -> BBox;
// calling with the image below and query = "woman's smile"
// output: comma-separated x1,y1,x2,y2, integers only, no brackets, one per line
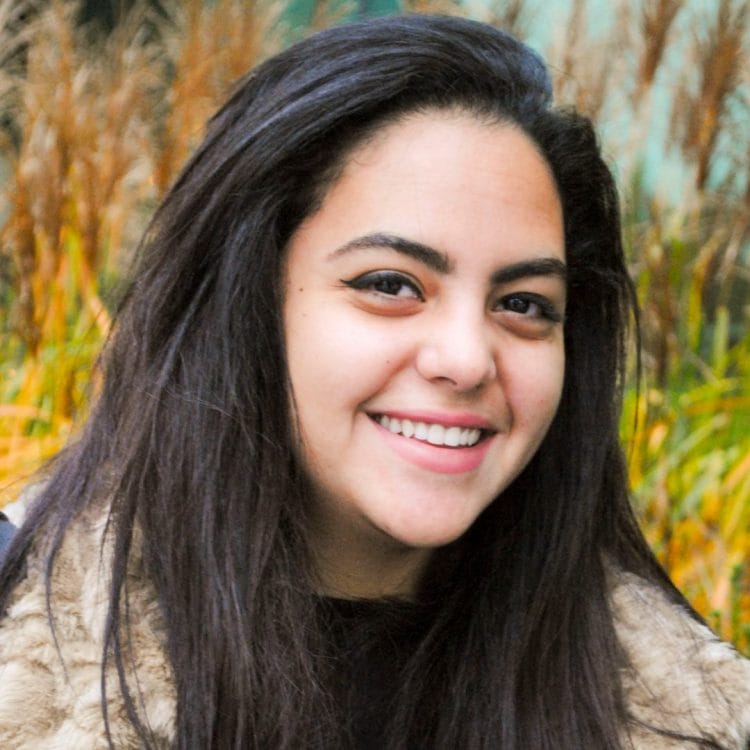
367,411,496,474
372,414,487,448
283,108,566,595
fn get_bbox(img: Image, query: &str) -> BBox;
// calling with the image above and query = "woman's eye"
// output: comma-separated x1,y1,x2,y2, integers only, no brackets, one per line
341,271,423,300
496,293,562,323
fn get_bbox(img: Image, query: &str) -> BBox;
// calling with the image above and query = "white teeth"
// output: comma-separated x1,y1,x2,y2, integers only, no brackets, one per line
427,424,445,445
444,426,461,447
375,416,483,447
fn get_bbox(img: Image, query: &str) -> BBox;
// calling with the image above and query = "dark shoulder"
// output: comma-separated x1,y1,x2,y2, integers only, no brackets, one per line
0,512,19,574
0,512,15,560
609,570,750,749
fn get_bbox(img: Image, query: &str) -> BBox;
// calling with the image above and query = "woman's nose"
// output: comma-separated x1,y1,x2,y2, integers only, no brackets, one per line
414,310,498,392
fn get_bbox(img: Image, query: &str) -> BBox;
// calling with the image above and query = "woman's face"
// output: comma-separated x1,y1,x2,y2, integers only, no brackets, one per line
284,110,566,595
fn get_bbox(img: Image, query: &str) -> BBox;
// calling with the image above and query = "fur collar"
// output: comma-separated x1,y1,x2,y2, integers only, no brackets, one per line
611,571,750,748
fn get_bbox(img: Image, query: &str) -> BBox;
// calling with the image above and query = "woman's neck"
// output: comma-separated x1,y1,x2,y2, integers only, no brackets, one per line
309,512,433,600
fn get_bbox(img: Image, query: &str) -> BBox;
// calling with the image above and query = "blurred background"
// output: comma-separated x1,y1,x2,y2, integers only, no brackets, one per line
0,0,748,652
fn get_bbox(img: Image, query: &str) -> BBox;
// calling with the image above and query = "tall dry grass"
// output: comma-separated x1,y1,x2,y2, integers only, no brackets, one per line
0,0,748,649
1,0,157,486
0,0,284,494
545,0,750,649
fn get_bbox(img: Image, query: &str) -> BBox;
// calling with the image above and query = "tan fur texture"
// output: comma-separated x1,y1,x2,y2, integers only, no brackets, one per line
1,512,748,748
612,572,750,748
0,510,175,748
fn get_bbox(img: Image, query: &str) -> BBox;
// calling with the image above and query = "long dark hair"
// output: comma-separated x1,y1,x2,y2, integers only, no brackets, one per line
0,14,713,749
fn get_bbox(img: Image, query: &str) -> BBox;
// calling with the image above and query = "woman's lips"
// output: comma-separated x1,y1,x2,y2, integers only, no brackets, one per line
369,412,495,474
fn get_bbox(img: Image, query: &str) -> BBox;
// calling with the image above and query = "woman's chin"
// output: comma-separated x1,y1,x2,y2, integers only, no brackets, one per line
373,514,475,552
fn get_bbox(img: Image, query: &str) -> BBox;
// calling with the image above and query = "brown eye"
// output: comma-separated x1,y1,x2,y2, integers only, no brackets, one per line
496,293,562,323
342,271,424,300
505,297,532,314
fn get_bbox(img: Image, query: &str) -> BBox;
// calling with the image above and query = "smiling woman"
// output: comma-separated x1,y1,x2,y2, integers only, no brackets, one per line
284,114,567,595
0,13,748,750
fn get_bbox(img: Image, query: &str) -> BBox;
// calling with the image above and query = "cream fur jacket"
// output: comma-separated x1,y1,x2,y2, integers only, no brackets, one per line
1,509,749,749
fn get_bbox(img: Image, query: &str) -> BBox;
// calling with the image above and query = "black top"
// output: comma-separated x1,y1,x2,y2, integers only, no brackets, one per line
320,596,434,749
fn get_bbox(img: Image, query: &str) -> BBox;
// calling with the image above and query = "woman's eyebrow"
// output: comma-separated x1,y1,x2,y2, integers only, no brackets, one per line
327,232,452,273
491,257,567,284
